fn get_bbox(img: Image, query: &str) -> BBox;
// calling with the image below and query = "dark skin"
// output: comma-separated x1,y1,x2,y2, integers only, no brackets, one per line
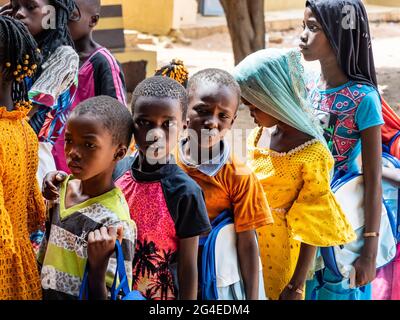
3,0,50,118
300,7,382,287
186,83,259,300
243,99,317,300
42,97,200,300
67,0,102,66
63,114,128,300
133,96,200,300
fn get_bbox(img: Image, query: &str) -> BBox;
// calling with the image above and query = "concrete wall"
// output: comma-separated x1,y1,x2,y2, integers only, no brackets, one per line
366,0,400,6
102,0,197,35
265,0,306,11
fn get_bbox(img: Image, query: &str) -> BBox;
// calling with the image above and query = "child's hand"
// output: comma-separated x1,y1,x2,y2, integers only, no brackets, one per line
353,255,376,287
87,226,124,272
42,171,68,200
279,285,303,300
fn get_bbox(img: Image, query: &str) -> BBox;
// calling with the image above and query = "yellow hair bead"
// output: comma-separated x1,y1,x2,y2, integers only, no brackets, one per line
5,62,11,68
23,60,29,65
25,55,30,60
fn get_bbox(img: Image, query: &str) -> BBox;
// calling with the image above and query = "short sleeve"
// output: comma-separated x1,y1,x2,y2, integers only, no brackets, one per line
355,90,384,132
29,46,79,108
228,158,273,233
174,187,211,239
286,149,356,247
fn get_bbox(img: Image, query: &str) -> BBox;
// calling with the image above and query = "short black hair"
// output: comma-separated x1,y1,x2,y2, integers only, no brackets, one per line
70,96,133,147
187,68,241,104
131,76,188,120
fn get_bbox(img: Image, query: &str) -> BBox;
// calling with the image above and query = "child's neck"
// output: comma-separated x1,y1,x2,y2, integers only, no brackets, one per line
0,81,14,111
267,123,314,153
74,33,101,64
137,151,171,173
185,137,222,165
319,56,349,90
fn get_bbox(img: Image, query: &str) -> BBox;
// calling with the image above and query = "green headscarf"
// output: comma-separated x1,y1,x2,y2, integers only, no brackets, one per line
233,48,328,151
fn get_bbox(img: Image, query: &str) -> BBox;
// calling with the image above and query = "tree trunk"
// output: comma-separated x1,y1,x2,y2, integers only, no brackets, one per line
220,0,265,65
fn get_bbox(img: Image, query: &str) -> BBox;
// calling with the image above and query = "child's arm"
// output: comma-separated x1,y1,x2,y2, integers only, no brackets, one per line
237,230,259,300
280,243,317,300
178,236,199,300
355,126,382,287
87,226,123,300
383,167,400,187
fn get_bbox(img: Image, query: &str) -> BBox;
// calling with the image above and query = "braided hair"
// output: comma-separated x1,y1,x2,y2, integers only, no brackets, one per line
154,59,189,88
0,16,42,108
35,0,75,62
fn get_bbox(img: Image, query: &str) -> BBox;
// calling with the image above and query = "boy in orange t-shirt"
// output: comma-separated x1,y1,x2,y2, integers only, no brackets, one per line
178,68,273,299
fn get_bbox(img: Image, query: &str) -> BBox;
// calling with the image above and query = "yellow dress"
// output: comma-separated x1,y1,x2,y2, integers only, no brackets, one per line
0,107,46,300
247,127,356,300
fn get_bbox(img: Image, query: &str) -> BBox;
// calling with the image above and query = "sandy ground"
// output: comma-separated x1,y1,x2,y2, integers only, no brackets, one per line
156,22,400,137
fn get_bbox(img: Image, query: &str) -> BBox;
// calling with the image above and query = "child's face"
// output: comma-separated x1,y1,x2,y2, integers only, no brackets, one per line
11,0,49,37
242,98,279,128
132,96,183,162
188,82,238,149
68,0,98,42
299,7,335,62
64,115,126,181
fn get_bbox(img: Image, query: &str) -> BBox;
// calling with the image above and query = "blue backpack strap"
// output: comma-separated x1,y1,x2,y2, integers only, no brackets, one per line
389,131,400,150
79,264,89,300
201,210,234,300
111,239,131,300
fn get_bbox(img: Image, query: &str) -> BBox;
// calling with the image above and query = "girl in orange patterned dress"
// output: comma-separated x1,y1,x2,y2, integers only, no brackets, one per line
0,16,45,300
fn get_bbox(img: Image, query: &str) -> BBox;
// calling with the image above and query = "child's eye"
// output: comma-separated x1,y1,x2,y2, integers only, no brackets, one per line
85,142,96,149
194,108,208,115
27,4,38,10
137,119,151,127
164,120,176,128
219,113,229,119
65,138,72,145
308,24,320,32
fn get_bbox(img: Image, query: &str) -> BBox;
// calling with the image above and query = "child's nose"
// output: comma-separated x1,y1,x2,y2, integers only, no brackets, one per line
15,8,26,20
148,128,165,142
204,117,218,129
300,31,308,44
68,147,81,160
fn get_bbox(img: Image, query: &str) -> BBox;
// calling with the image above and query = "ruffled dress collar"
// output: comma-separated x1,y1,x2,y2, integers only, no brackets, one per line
0,106,31,120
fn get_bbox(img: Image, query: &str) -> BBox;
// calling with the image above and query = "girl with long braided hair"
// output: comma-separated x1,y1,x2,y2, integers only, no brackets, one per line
0,15,45,300
1,0,79,187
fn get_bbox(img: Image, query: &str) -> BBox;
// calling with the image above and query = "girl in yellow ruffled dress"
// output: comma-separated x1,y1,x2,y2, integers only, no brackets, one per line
0,16,45,300
233,48,356,300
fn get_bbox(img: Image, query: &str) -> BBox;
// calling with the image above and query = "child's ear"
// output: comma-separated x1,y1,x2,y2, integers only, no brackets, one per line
90,15,100,28
114,145,127,161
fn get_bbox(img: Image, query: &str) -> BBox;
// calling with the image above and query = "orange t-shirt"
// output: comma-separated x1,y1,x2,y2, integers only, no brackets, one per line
177,152,273,233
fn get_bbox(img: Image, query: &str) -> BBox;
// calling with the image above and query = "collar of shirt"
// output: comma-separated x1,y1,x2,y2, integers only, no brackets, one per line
178,138,230,177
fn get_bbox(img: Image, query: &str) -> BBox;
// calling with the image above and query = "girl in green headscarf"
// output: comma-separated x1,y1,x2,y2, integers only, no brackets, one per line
233,48,356,300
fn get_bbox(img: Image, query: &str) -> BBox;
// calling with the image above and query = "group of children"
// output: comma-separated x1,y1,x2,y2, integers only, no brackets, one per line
0,0,399,301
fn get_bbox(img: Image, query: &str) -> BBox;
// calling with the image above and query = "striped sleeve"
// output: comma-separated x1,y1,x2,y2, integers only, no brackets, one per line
92,48,127,106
